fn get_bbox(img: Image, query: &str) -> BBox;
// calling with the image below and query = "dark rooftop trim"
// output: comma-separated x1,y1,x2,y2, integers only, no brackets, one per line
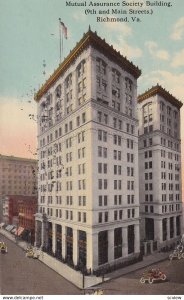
138,84,183,109
35,27,141,101
0,154,37,162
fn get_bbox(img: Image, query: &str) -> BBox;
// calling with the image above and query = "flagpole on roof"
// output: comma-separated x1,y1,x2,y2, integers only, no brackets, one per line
62,26,63,62
59,18,68,64
59,18,62,64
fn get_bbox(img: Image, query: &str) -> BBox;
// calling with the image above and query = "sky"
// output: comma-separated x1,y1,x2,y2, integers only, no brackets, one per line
0,0,184,162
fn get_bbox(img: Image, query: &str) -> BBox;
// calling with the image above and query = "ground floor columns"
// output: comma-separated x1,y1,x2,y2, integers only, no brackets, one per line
122,227,128,257
87,232,98,271
167,218,170,240
52,223,56,254
73,228,78,266
173,216,177,238
108,229,114,263
134,223,140,253
154,219,162,244
41,219,47,249
34,220,39,247
179,215,183,236
62,225,66,259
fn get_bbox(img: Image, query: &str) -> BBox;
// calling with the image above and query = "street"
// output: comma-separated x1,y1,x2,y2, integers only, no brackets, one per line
0,234,80,295
99,257,184,295
1,233,184,295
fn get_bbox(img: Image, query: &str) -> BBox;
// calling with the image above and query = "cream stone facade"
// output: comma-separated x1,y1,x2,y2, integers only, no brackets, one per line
35,29,141,272
138,85,183,252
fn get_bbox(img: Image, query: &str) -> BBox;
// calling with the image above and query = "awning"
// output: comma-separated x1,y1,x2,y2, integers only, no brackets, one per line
5,225,11,231
15,227,25,236
7,225,14,232
10,226,16,232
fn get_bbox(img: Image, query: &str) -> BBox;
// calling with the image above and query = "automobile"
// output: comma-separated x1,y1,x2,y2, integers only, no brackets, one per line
83,288,104,295
26,248,39,259
169,248,184,261
140,269,167,284
0,242,8,254
25,246,33,253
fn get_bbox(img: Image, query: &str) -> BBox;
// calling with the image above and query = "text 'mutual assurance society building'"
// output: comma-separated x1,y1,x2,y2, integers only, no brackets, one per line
34,28,141,272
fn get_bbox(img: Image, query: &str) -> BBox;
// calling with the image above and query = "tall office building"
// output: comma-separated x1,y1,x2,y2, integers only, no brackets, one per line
35,28,141,272
138,85,183,251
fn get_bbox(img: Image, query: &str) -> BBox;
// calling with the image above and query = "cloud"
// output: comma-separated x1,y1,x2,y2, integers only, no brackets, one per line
145,41,170,60
171,49,184,68
170,17,184,40
72,11,87,22
113,36,142,58
103,22,132,37
101,21,142,59
139,70,184,100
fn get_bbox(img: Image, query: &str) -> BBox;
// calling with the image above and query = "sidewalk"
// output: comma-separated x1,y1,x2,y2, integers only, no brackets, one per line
0,228,170,287
0,228,29,251
104,251,170,281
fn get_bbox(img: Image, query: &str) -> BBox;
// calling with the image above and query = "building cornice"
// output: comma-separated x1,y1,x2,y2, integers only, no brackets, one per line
0,154,37,163
35,28,141,102
138,84,183,109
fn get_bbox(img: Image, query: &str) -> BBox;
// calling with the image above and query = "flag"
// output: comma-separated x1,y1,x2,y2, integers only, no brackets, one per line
59,19,67,39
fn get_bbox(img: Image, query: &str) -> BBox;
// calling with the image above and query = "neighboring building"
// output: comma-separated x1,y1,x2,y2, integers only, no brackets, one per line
34,28,141,273
18,196,37,244
0,155,37,222
138,85,183,252
2,196,9,225
0,155,37,196
2,195,37,244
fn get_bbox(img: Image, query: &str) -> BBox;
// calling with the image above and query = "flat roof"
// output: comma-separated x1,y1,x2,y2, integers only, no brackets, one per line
0,154,37,163
35,27,141,101
138,84,183,109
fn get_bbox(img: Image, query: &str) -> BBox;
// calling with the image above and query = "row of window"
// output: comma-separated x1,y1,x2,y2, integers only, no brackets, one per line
143,137,180,152
98,208,135,223
162,204,181,213
144,193,180,202
39,194,136,207
160,102,178,120
96,58,133,90
40,112,86,147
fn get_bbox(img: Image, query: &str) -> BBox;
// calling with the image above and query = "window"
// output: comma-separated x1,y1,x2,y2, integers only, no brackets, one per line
98,111,102,122
76,116,80,127
98,179,102,190
104,212,108,222
99,212,102,223
83,212,86,223
99,196,102,206
96,57,106,74
104,114,108,124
